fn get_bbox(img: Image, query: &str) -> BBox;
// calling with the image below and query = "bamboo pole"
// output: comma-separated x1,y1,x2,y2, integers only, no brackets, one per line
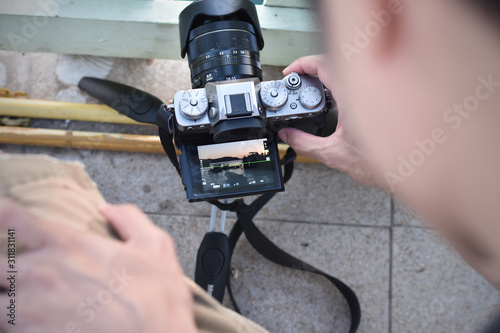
0,126,165,153
0,98,146,125
0,127,319,164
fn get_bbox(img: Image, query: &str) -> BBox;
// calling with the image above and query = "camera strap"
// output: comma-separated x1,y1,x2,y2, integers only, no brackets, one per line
157,107,361,333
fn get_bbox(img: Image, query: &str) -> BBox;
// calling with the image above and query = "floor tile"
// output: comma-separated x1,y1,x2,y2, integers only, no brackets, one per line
0,145,390,227
393,196,425,227
151,214,390,333
225,220,390,333
257,163,390,226
392,227,500,333
0,145,25,154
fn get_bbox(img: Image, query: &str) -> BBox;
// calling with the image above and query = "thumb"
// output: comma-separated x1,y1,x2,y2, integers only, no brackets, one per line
279,128,331,163
99,203,173,250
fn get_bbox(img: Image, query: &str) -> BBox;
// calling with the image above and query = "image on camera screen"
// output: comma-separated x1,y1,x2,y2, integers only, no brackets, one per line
179,137,283,201
198,138,276,191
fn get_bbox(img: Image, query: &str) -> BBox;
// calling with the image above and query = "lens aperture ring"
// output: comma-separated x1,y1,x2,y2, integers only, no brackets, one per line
190,50,261,79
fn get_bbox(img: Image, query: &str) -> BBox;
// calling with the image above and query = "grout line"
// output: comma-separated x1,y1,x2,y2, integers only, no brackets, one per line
388,203,394,333
393,224,433,230
145,211,392,229
265,220,390,229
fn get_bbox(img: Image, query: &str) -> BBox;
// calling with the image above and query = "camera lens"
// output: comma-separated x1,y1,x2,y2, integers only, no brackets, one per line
179,0,265,88
187,21,262,88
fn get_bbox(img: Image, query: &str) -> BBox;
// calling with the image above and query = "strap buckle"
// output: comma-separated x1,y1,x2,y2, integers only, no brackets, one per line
156,104,176,135
166,104,175,135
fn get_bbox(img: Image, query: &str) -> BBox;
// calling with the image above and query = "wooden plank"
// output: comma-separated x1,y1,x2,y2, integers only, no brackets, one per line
0,126,166,153
0,126,319,164
0,98,146,125
0,0,321,66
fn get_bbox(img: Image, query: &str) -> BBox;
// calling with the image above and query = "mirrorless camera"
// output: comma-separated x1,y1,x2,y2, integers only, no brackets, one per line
162,0,333,202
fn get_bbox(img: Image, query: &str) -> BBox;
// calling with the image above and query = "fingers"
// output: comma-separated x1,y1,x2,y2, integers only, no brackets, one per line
283,55,332,91
0,197,50,251
279,128,332,164
99,204,152,242
283,55,323,76
99,204,173,250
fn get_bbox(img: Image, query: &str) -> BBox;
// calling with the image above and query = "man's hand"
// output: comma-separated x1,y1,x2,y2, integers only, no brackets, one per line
0,198,197,333
280,55,382,188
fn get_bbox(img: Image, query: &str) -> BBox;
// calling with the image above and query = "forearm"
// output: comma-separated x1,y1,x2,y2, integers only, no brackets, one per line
443,227,500,289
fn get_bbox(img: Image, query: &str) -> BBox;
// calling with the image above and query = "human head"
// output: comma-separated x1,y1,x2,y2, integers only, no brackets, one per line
318,0,500,226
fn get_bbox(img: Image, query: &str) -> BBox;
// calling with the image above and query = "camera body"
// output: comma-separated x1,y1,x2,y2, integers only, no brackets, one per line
172,72,330,202
173,73,327,143
167,0,333,202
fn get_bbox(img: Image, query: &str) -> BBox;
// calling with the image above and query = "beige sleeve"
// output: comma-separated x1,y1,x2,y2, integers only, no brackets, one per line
0,152,269,333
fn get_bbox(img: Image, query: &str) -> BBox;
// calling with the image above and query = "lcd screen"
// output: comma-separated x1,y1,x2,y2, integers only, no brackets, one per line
180,138,283,201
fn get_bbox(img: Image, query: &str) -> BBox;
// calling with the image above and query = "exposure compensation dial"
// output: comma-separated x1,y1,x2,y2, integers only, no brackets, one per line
299,85,323,110
179,90,208,120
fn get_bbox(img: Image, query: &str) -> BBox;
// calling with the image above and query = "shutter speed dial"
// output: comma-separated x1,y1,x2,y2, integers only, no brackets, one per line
299,85,323,110
260,81,288,111
179,90,208,120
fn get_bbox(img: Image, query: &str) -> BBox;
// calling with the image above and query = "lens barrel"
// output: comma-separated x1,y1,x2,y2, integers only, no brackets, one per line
179,0,265,88
187,21,262,88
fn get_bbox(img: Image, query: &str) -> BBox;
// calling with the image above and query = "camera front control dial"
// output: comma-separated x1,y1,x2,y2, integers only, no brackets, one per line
260,81,288,111
299,85,323,110
179,90,208,120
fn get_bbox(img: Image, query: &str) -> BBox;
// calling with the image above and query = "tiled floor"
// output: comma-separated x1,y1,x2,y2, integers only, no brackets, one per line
1,51,499,332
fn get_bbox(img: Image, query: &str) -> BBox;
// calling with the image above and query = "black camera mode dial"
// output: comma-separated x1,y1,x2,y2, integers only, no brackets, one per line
179,90,209,120
260,81,288,111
